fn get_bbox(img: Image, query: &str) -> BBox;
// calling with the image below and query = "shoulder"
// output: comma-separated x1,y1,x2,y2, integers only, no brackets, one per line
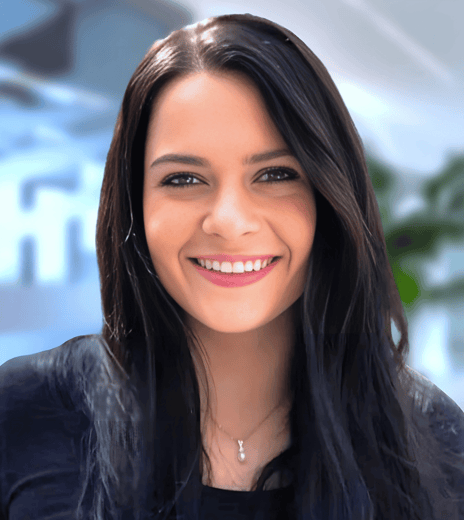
401,366,464,516
0,334,108,415
0,334,111,441
0,335,110,518
403,365,464,452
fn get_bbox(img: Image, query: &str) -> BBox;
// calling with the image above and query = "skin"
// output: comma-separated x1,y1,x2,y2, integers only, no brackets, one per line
143,71,317,489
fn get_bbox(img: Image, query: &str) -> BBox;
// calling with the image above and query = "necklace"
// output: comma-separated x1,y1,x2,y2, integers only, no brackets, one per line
211,401,284,463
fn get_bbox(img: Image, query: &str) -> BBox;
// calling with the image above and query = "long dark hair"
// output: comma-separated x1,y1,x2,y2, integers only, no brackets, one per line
77,13,463,520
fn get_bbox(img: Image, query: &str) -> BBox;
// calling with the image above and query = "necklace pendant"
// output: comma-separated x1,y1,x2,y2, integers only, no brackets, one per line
237,440,246,463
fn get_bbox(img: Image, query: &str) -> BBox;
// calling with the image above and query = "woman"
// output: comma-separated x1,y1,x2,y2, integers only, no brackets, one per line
1,13,463,520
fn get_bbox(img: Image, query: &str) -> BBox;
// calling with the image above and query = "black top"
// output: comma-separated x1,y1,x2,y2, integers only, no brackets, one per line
1,335,463,520
199,479,295,520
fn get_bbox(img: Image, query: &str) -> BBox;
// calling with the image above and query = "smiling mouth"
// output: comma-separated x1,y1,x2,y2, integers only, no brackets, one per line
189,256,280,273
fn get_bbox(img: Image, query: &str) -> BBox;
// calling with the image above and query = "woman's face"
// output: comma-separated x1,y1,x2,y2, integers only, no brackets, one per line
143,71,317,334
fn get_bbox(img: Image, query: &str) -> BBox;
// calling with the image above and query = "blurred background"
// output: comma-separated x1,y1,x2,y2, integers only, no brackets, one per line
0,0,463,409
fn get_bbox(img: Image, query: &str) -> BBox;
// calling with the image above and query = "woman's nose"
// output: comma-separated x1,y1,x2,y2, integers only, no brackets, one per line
201,184,262,238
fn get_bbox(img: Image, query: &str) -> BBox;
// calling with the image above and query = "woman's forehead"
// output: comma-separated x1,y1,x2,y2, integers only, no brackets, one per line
149,70,260,116
145,72,287,162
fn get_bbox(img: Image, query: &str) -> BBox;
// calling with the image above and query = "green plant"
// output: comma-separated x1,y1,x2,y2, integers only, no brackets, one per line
367,153,464,312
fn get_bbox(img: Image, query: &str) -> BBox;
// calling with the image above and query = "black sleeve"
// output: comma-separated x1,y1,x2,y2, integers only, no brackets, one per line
427,378,464,517
0,339,91,520
406,366,464,518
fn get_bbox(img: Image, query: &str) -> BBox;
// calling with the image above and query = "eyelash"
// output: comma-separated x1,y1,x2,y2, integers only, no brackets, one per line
160,167,300,188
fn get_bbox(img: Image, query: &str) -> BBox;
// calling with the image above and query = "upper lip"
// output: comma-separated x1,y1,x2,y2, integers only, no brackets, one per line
189,254,280,263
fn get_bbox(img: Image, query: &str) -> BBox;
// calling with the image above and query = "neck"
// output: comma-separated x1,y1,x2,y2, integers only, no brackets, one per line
188,303,296,441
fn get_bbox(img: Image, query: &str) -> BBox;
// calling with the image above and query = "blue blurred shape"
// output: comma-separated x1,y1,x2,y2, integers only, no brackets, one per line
21,169,79,209
0,2,76,75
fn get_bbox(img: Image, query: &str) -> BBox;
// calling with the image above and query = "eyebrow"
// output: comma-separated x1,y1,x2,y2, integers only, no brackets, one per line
149,148,294,169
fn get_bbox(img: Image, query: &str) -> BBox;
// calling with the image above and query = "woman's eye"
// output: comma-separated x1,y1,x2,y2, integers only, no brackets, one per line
161,168,299,189
258,168,299,184
161,174,203,188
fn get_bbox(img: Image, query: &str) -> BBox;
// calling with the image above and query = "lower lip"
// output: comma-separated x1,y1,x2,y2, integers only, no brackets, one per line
190,258,280,287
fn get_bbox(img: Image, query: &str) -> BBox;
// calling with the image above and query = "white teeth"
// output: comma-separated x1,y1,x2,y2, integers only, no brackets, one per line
198,258,274,273
244,261,254,272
